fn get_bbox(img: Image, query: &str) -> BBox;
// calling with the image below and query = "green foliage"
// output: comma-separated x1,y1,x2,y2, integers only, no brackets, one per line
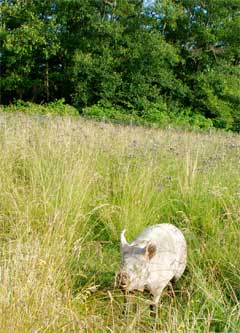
3,99,79,116
83,103,144,125
83,102,214,130
1,0,240,131
1,0,62,102
170,108,214,129
152,0,240,131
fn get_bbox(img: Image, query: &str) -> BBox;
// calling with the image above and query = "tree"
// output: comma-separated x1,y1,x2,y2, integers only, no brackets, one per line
150,0,240,128
1,0,239,130
1,0,61,103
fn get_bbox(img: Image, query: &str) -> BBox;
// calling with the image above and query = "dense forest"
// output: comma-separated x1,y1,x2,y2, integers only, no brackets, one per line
1,0,240,130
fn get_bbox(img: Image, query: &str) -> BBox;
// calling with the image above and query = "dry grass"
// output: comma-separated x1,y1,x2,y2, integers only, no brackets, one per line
0,112,240,332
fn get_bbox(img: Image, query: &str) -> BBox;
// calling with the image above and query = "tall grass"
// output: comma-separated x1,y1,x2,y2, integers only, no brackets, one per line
0,113,239,332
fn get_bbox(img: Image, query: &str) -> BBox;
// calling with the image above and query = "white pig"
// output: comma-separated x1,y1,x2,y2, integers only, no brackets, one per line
116,223,187,307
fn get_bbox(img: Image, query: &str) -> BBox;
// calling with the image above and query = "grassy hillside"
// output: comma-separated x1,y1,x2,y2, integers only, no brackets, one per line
0,113,239,332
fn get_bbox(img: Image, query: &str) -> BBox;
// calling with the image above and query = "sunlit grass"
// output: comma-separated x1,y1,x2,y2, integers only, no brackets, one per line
0,113,239,332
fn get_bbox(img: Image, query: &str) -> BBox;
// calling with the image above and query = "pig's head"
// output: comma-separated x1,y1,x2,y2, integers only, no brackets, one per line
116,229,157,292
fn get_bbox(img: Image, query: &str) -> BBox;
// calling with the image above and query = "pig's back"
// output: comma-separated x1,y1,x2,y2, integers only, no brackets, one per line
132,223,187,279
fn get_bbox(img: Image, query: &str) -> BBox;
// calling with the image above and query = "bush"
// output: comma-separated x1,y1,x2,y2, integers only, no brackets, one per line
83,102,214,130
83,103,143,125
2,99,79,116
141,101,170,124
171,108,214,130
1,99,214,131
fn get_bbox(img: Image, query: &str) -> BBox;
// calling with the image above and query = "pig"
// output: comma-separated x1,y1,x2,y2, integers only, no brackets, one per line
116,223,187,309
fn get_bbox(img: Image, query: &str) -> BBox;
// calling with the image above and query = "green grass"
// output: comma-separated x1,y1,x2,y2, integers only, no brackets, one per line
0,112,239,332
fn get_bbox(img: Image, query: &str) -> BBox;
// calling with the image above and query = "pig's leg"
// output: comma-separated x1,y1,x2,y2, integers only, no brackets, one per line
150,288,163,318
123,291,135,315
168,278,177,297
150,279,172,317
122,291,128,315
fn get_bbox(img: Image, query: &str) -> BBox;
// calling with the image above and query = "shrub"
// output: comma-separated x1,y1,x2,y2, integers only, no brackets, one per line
2,99,79,116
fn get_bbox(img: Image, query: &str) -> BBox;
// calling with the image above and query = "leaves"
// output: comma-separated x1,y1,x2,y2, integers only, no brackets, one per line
1,0,240,130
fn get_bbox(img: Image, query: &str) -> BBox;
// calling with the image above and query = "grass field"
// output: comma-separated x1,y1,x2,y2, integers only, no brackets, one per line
0,113,239,332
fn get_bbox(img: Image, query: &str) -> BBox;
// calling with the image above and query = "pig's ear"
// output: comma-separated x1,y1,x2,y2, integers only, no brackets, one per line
145,241,157,260
120,229,129,252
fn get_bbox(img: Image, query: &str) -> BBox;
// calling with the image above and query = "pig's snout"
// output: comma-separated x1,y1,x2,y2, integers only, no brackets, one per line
116,271,130,290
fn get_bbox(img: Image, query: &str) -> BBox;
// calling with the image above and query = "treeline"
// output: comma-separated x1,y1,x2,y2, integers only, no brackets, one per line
1,0,240,130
